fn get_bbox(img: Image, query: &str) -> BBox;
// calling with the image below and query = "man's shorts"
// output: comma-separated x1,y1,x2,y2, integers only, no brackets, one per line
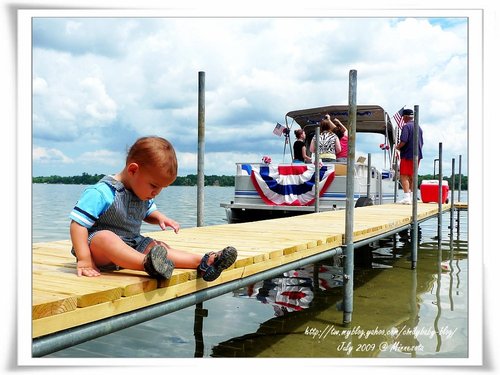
400,158,420,176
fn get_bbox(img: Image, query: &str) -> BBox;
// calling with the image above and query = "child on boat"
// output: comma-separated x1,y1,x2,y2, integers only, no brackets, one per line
69,136,237,281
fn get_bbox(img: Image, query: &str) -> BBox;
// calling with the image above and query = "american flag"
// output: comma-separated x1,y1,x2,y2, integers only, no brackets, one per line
273,122,286,136
393,107,405,129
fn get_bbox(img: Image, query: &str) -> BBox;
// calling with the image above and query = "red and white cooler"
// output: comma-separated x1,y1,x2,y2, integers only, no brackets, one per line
420,180,449,203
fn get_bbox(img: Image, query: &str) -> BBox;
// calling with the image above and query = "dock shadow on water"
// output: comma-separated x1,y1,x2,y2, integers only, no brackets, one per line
46,209,467,359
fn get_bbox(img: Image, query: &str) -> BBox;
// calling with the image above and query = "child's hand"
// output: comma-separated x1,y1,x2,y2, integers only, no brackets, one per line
159,216,180,234
77,259,101,277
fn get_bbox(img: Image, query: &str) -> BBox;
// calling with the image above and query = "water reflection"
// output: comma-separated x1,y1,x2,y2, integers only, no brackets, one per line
384,269,421,357
234,260,344,317
208,215,467,358
193,303,207,358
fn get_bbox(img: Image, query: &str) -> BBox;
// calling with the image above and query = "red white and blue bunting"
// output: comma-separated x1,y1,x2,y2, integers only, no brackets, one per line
250,164,335,206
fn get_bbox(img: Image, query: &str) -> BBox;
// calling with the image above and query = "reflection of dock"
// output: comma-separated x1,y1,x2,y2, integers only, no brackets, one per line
32,202,450,356
211,244,458,358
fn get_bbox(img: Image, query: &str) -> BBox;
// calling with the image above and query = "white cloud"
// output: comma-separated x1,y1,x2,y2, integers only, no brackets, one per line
33,146,73,164
32,76,48,94
176,152,198,174
65,20,82,35
80,77,117,121
79,149,123,167
30,16,469,177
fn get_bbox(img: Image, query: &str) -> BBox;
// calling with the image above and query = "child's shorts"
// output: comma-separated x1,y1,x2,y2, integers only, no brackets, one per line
117,234,155,254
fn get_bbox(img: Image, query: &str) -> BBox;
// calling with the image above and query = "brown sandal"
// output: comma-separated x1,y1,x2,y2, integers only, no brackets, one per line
143,245,175,279
198,246,237,281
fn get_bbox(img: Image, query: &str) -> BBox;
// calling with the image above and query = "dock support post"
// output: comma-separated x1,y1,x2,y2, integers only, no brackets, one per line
393,160,398,202
411,105,419,269
458,155,462,203
342,69,357,325
195,72,206,356
449,158,455,238
197,71,205,227
367,153,371,200
394,153,399,203
457,155,462,233
433,158,439,179
437,143,443,240
314,125,320,212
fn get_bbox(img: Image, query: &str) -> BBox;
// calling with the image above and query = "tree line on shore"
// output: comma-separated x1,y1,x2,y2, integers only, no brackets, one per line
32,173,236,187
418,174,468,190
32,172,468,190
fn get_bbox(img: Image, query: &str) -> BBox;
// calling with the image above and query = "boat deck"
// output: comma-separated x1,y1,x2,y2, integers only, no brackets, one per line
32,202,453,339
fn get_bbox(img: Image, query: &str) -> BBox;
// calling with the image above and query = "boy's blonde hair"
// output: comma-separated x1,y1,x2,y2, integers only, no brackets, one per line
126,136,178,179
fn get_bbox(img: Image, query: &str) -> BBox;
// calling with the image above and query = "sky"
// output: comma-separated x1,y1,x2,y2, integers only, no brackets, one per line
29,13,471,178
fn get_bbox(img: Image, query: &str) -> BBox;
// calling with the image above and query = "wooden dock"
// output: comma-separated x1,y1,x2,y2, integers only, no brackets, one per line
32,202,452,340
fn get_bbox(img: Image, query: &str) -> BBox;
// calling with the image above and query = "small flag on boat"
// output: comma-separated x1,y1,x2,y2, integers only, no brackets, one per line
393,107,405,129
273,122,286,136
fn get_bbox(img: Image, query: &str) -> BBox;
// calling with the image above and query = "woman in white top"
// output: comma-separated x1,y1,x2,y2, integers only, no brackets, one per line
309,115,341,162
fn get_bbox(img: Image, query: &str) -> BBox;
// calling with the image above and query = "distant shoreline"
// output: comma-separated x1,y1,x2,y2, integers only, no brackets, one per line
32,172,468,190
32,173,235,187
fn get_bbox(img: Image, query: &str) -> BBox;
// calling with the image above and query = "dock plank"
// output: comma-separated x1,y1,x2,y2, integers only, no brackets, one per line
32,291,78,319
33,274,123,308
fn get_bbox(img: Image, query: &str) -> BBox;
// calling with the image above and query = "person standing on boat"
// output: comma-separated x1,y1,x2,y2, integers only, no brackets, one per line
292,129,312,163
309,114,341,162
331,116,348,162
395,109,423,204
69,136,237,280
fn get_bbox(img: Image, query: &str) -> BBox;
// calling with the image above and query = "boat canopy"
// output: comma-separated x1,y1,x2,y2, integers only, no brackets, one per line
286,104,396,145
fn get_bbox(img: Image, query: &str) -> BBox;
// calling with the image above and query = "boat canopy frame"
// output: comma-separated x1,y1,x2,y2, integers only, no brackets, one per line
285,104,396,146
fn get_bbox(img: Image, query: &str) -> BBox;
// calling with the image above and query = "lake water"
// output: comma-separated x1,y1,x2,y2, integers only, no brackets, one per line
32,183,469,361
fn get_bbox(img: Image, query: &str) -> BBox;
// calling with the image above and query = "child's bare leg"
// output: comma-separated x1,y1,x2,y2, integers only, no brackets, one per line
165,248,203,268
147,240,203,268
149,240,237,282
89,230,146,270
